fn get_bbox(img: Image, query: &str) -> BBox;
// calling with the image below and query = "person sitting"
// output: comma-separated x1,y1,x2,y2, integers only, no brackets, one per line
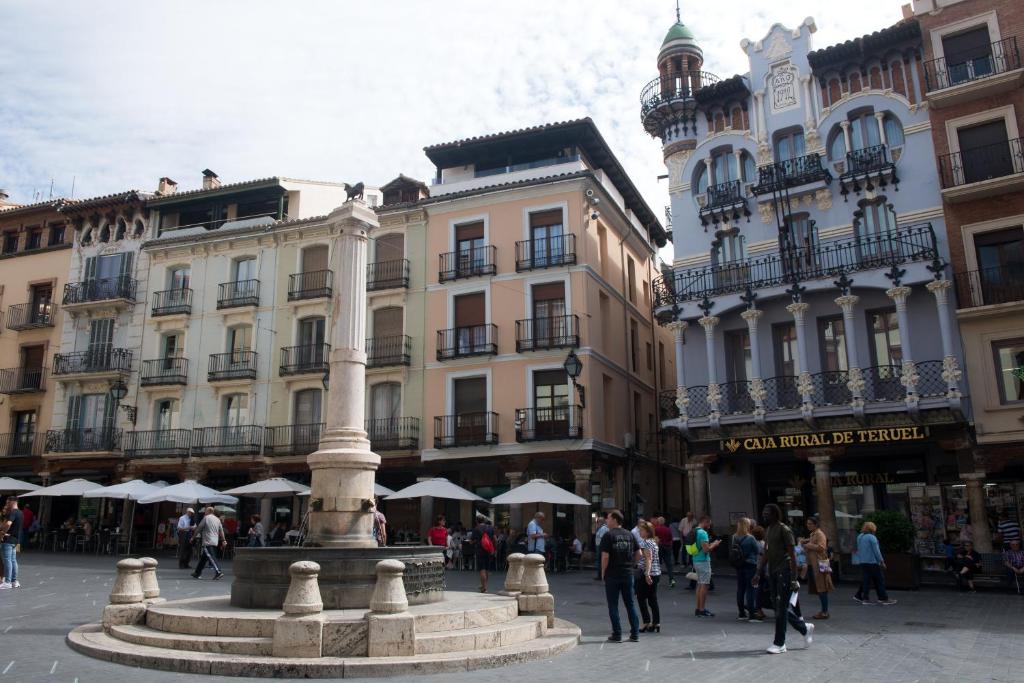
247,515,265,547
268,522,287,547
953,542,982,592
1002,539,1024,595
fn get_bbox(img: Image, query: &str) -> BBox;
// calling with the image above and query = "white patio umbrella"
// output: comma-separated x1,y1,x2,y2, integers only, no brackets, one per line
83,480,166,501
20,478,103,498
223,478,310,498
0,477,41,492
137,480,238,506
296,483,396,498
384,478,488,503
490,479,590,506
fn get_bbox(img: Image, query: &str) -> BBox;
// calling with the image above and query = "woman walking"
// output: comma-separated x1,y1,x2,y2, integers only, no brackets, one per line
733,517,760,620
801,516,834,619
854,521,897,605
635,521,662,633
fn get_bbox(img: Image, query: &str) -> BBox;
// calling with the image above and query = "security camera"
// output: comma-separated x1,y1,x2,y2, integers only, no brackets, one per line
590,210,600,221
585,188,595,198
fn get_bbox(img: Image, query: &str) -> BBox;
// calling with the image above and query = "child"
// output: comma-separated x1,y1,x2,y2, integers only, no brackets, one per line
794,542,808,581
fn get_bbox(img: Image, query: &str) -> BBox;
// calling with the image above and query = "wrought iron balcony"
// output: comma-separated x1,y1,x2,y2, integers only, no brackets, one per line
434,412,499,448
191,425,264,456
366,417,419,451
53,348,132,376
62,277,136,306
280,344,330,376
217,279,260,309
288,270,332,301
0,367,46,394
140,358,188,386
0,432,41,457
123,429,191,458
515,235,576,271
955,265,1024,308
839,145,898,199
659,389,679,421
810,371,853,407
515,406,582,442
515,315,579,352
751,154,831,196
924,36,1021,92
45,428,121,453
151,288,192,316
719,381,755,415
366,335,411,368
938,137,1024,189
640,71,721,138
439,246,496,282
762,376,802,411
5,302,56,330
367,259,409,291
436,324,498,360
653,223,938,307
267,422,324,456
208,351,257,382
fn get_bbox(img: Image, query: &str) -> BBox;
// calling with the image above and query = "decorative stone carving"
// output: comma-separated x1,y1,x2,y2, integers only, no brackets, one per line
764,31,792,60
283,561,324,615
758,202,774,223
706,382,722,406
785,302,810,319
757,142,773,165
886,286,912,304
139,557,160,600
797,372,814,397
814,188,833,211
835,294,859,310
665,150,694,187
805,127,822,151
846,366,866,395
770,62,800,112
675,386,690,415
369,559,408,614
900,359,920,393
501,553,526,596
749,377,767,403
698,316,720,332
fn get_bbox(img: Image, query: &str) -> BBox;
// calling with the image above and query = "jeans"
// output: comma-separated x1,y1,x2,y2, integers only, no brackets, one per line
818,592,830,613
635,572,660,624
604,573,640,637
176,530,192,568
736,563,757,615
857,563,889,601
658,544,674,582
1,543,17,583
769,567,807,647
193,545,221,577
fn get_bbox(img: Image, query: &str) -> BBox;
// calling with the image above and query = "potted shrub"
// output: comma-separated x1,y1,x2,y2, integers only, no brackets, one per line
863,510,918,590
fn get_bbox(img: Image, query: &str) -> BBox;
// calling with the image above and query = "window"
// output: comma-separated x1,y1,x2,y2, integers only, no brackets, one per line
712,232,745,268
627,257,637,303
301,244,328,273
3,232,17,254
233,256,256,282
869,309,902,367
154,399,179,431
781,213,817,275
819,317,848,371
630,319,640,372
642,281,650,308
854,197,898,258
132,219,144,238
993,339,1024,404
29,284,52,325
531,282,566,346
646,342,653,371
774,129,806,161
168,266,190,290
453,291,486,354
957,119,1012,184
114,217,127,241
696,149,756,196
773,322,798,377
369,383,400,422
375,234,403,262
942,26,994,85
529,210,565,268
48,224,65,245
725,328,752,382
11,411,36,456
236,196,282,221
294,388,323,424
455,221,485,271
223,394,249,426
829,112,903,160
228,326,252,364
25,228,42,250
533,370,570,438
162,332,181,360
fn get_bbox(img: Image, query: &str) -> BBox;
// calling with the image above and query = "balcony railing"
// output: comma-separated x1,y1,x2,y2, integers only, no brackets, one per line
191,426,264,456
140,358,188,386
152,288,193,316
267,422,323,456
955,265,1024,308
434,412,499,448
938,137,1024,189
751,153,831,195
515,235,577,271
62,277,136,306
439,246,496,282
686,386,711,418
0,367,46,394
208,351,257,381
123,429,191,458
640,72,721,117
762,376,802,411
659,389,679,421
924,36,1021,91
515,315,580,352
53,348,132,376
810,371,853,407
366,335,411,368
6,302,56,330
45,428,121,453
280,344,330,376
515,406,582,442
653,223,938,307
719,380,755,415
366,417,419,451
437,324,498,360
845,144,891,175
288,270,332,301
0,432,41,457
367,259,409,291
217,279,260,309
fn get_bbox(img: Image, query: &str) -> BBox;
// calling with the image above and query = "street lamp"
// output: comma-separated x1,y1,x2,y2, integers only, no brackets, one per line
563,349,585,408
108,379,136,425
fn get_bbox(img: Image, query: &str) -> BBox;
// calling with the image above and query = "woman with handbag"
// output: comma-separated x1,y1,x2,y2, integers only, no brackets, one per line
800,516,834,619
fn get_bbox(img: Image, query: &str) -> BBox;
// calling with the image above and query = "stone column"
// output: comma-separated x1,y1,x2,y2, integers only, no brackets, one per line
506,471,525,531
307,201,380,548
885,285,918,401
926,279,963,398
741,309,765,416
666,321,689,418
808,456,838,546
699,315,720,418
874,111,887,146
786,302,814,411
840,120,852,152
962,473,993,552
835,294,865,407
572,469,593,549
754,90,767,143
686,462,708,517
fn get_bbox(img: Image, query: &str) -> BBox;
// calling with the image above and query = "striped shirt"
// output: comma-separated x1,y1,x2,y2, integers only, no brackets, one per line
637,538,661,577
997,520,1021,543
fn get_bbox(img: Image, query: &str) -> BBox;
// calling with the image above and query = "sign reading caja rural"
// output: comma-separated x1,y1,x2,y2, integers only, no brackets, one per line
720,426,928,453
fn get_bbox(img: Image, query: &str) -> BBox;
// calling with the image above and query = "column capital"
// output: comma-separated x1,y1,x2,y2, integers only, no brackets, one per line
571,468,593,481
785,301,810,317
698,315,719,331
740,308,763,322
834,294,860,310
685,462,707,472
873,111,886,121
665,320,689,333
839,120,851,130
505,471,525,484
808,455,833,467
753,90,765,99
960,471,986,482
926,278,953,299
885,285,912,303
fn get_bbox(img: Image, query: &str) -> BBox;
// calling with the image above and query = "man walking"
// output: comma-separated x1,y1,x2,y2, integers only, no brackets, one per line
191,507,226,580
752,504,813,654
176,508,194,569
600,509,641,642
693,515,719,616
0,497,22,589
593,517,609,581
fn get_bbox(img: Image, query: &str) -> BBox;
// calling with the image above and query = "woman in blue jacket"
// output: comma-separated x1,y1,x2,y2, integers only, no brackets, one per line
854,522,897,605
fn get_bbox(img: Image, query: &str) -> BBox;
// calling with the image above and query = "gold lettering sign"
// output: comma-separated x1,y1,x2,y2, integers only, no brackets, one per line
720,426,927,454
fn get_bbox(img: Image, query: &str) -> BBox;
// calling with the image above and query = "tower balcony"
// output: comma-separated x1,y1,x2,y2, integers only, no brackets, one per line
640,71,720,139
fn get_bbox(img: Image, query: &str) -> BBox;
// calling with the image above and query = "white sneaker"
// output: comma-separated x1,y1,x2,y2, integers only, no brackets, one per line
12,581,20,588
766,644,787,654
804,622,814,647
0,582,11,590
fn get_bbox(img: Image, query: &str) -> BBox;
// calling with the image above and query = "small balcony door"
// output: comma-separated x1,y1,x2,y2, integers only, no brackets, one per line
453,292,485,354
819,317,849,404
72,393,113,449
293,389,323,451
772,322,801,407
974,227,1024,304
375,234,404,262
87,318,114,369
958,119,1012,184
529,210,564,268
162,333,181,371
453,377,487,444
222,393,249,448
167,266,190,308
301,245,328,274
532,282,566,347
781,214,817,276
533,370,570,439
11,410,36,456
154,399,179,450
943,26,994,85
724,329,753,413
20,345,44,390
234,257,256,282
455,222,485,275
869,309,904,400
297,317,326,367
370,383,400,423
29,284,52,325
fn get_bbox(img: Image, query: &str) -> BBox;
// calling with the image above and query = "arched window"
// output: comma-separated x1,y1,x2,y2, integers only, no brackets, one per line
694,164,709,195
828,112,904,161
114,217,127,241
98,223,110,243
774,129,806,161
711,232,745,265
133,218,145,238
883,115,904,148
81,228,93,245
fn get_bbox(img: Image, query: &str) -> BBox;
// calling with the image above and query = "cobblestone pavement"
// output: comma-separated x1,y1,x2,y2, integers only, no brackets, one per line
3,552,1022,682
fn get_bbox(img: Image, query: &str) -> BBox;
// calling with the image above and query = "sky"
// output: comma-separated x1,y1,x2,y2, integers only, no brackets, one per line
1,0,907,249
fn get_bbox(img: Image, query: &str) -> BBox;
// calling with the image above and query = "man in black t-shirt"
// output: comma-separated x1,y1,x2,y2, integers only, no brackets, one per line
1,497,23,589
600,509,641,642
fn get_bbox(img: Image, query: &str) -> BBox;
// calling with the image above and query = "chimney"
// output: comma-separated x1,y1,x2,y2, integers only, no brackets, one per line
202,169,221,190
157,177,178,195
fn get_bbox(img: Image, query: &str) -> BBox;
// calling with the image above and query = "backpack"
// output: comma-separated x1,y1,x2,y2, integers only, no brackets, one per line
728,536,745,569
684,527,700,556
480,531,495,555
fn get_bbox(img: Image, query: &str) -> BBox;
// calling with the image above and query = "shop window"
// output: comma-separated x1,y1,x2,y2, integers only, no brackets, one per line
993,338,1024,404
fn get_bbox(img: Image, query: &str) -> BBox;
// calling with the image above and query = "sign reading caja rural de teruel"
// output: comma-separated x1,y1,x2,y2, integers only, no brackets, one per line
720,426,928,454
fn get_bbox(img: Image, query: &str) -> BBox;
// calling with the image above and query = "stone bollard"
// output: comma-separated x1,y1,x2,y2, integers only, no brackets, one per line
500,553,525,596
102,558,147,631
139,557,162,602
366,559,415,657
273,561,325,658
516,553,555,629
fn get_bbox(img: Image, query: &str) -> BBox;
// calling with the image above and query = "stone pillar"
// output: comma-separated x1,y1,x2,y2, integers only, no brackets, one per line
786,302,814,411
506,471,525,532
835,294,865,407
754,90,768,143
885,285,918,402
686,462,708,517
874,111,887,146
307,201,380,548
808,456,838,545
840,120,852,152
572,469,592,548
666,321,689,419
698,315,720,418
259,498,273,532
370,560,409,614
274,561,325,658
139,557,161,601
367,560,415,657
501,553,525,596
517,554,555,628
926,279,963,398
741,309,765,415
102,558,147,629
962,473,993,552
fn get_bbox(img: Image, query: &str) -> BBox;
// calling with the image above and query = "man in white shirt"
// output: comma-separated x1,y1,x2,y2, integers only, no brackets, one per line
527,512,547,554
176,508,194,569
191,507,226,580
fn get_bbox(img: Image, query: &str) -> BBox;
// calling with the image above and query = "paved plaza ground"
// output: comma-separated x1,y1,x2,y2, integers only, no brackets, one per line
1,552,1021,682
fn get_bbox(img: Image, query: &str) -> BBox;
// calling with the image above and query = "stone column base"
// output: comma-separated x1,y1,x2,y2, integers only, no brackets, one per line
272,614,325,658
517,593,554,629
102,604,147,631
366,613,415,657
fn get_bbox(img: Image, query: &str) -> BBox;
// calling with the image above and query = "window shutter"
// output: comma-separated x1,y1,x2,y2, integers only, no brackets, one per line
103,394,115,432
529,210,563,228
66,395,81,431
84,256,97,282
455,222,484,241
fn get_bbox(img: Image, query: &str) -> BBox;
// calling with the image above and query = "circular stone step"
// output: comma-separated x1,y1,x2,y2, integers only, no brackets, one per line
110,623,273,656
